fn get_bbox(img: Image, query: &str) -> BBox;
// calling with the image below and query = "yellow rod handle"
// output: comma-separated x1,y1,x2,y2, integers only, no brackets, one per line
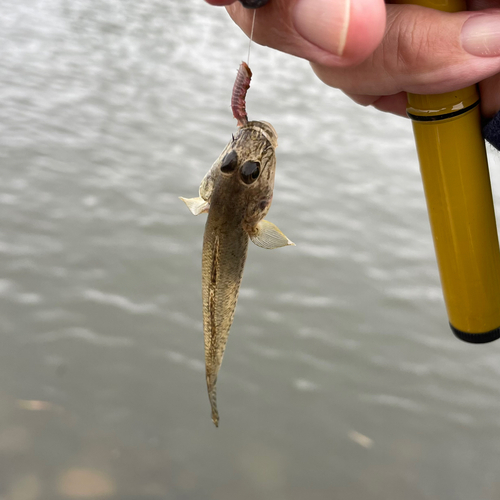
398,0,500,342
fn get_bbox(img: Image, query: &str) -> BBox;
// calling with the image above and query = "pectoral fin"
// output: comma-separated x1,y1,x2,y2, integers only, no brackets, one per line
249,220,295,249
179,196,209,215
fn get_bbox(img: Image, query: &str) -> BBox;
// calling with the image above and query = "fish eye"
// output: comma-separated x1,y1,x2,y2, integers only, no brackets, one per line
220,150,238,173
240,161,260,184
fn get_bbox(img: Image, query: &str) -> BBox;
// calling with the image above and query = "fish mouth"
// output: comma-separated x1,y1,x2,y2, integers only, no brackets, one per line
245,121,278,149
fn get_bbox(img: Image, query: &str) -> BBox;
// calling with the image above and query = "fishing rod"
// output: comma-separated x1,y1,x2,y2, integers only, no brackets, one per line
396,0,500,342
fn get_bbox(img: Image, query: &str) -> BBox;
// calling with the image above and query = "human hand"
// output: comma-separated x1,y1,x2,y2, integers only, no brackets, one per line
205,0,500,118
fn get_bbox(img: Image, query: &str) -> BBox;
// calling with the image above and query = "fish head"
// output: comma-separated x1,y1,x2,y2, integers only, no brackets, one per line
208,120,278,229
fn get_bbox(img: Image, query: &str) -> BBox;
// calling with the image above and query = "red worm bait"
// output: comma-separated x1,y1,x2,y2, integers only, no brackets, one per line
231,61,252,127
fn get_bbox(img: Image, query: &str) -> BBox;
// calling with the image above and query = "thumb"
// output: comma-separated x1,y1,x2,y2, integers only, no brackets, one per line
311,6,500,97
227,0,387,67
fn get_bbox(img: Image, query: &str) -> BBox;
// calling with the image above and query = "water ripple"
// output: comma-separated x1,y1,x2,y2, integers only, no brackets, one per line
35,327,134,347
82,288,157,314
359,393,426,414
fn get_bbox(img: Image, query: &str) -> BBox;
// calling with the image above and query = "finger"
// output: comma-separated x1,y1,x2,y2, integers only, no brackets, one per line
348,76,500,119
311,6,500,97
346,92,409,117
226,0,387,67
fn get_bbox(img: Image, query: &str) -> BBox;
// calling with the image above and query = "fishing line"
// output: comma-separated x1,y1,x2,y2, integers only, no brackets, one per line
246,9,256,66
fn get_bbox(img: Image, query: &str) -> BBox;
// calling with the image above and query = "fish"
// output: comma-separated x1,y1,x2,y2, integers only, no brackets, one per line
180,120,294,426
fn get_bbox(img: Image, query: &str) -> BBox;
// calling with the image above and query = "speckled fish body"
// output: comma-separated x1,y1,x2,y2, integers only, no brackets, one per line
180,121,293,426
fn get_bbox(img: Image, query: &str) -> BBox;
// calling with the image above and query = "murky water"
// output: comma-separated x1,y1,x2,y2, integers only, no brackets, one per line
2,0,500,498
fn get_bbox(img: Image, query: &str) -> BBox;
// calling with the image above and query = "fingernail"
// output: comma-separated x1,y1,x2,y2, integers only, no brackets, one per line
462,14,500,57
293,0,351,57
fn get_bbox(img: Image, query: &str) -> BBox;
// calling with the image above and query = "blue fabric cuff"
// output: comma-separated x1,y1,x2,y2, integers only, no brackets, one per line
483,110,500,151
